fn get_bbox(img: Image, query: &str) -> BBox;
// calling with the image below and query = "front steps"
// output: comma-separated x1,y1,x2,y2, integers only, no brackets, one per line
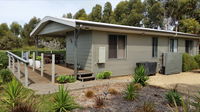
77,72,95,82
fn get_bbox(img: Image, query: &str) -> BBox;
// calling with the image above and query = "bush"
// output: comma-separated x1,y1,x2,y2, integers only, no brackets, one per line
11,103,37,112
96,71,112,79
94,96,104,108
136,101,156,112
0,69,12,84
0,51,8,69
133,83,143,90
56,75,76,83
192,92,200,111
108,88,118,95
194,54,200,68
85,90,95,98
52,85,78,112
182,53,198,72
165,90,182,106
133,66,149,86
123,83,137,100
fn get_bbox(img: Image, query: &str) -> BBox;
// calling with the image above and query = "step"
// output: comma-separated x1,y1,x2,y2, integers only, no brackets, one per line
78,76,95,82
77,72,93,77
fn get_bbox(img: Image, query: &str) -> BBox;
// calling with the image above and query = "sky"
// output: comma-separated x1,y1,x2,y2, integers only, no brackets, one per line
0,0,125,25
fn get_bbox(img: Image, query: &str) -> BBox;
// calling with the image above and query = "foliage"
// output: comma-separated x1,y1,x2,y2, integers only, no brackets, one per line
165,90,182,106
133,66,149,86
10,22,22,36
194,54,200,68
0,32,22,50
192,92,200,112
0,23,9,37
133,83,143,90
123,83,137,100
94,96,104,108
63,13,72,19
52,85,78,112
73,9,88,20
96,71,112,79
0,69,12,84
182,53,198,72
85,90,95,98
89,4,102,22
102,2,114,23
108,88,118,95
179,18,200,34
136,101,156,112
11,103,37,112
2,79,25,109
56,75,76,83
0,51,8,69
36,56,41,61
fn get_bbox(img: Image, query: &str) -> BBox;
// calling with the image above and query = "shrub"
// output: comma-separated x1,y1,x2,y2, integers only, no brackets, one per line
94,96,104,108
123,83,137,100
108,88,118,95
194,54,200,68
2,79,24,109
182,53,198,72
52,85,78,112
0,69,12,84
192,92,200,111
0,51,8,69
85,90,95,98
56,75,76,83
135,101,156,112
165,90,182,106
96,71,112,79
134,83,143,90
133,66,149,86
11,103,37,112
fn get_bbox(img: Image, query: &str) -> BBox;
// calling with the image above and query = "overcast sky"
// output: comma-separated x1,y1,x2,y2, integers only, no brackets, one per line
0,0,125,25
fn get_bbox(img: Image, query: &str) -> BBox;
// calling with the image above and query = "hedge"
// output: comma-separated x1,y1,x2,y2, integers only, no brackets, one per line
194,54,200,68
182,53,199,72
0,51,8,69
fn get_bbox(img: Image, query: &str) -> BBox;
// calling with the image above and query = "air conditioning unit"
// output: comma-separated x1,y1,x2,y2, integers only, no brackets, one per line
98,47,106,63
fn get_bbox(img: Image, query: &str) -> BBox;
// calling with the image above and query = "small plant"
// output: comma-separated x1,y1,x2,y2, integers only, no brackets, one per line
94,96,104,108
56,75,76,83
135,101,156,112
165,90,182,106
108,88,118,95
2,79,23,109
36,56,41,61
96,71,112,79
134,83,143,90
194,54,200,68
85,90,95,98
0,69,12,84
11,103,37,112
192,92,200,112
182,53,198,71
123,83,137,100
133,66,149,86
52,85,78,112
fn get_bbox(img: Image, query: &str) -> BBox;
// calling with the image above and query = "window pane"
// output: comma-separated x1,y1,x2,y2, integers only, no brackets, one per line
118,35,126,59
152,37,158,57
174,39,178,52
109,35,117,58
185,40,193,54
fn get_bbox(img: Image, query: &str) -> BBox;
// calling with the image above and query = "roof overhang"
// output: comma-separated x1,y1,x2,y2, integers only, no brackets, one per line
30,16,200,39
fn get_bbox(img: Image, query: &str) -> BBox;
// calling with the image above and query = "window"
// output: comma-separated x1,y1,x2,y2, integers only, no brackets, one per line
169,39,178,52
185,40,193,54
109,35,126,59
152,37,158,57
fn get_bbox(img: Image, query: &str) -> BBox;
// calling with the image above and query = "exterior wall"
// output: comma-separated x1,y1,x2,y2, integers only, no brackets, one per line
66,30,93,71
92,30,199,76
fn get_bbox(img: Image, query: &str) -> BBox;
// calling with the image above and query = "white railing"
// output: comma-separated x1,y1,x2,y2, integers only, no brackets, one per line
6,51,29,87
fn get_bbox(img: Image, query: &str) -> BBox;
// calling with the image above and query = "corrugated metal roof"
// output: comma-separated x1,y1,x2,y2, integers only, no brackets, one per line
30,16,199,38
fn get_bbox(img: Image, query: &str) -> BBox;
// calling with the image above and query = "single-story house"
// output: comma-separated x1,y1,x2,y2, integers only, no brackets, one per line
30,16,200,76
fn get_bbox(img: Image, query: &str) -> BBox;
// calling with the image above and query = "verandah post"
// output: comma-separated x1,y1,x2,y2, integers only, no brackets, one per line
17,59,20,79
8,55,11,69
41,53,44,77
51,54,55,83
25,63,28,87
32,52,35,71
12,57,15,74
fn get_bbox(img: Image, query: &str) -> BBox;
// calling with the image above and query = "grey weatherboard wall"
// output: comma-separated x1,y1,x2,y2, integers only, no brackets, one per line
91,30,199,76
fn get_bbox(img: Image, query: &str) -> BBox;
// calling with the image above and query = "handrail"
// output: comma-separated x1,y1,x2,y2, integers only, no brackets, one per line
6,51,29,64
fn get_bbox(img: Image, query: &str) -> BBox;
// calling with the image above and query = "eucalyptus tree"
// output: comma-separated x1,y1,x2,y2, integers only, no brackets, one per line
89,4,102,22
73,9,88,20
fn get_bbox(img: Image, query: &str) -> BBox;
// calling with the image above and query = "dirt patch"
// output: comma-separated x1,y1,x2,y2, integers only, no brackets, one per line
70,83,171,112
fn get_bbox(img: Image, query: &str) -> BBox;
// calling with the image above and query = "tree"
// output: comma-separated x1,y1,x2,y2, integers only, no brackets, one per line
0,23,9,37
179,18,200,34
114,1,129,25
20,17,40,45
102,2,114,23
73,9,88,20
10,22,22,36
63,13,72,19
144,0,164,28
89,4,102,22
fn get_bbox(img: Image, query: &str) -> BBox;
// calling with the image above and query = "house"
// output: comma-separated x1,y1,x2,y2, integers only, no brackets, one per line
30,16,200,76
